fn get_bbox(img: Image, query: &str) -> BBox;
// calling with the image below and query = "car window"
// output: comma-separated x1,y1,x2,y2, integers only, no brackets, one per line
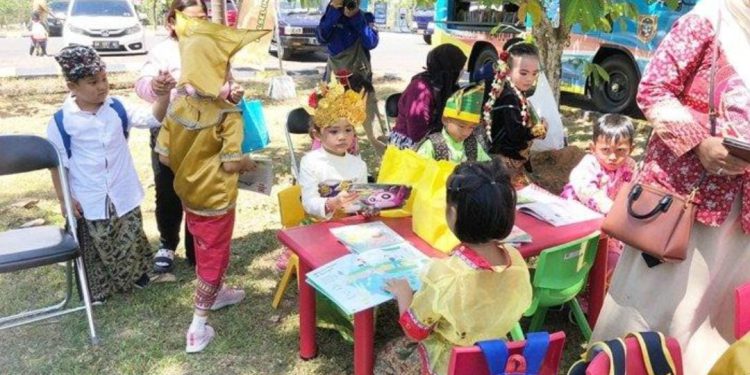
71,0,133,16
49,1,69,12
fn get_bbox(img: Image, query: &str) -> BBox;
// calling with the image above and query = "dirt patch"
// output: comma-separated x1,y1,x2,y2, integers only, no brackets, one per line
529,145,587,195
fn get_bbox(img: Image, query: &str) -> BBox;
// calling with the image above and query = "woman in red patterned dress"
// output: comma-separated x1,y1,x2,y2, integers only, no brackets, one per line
591,1,750,373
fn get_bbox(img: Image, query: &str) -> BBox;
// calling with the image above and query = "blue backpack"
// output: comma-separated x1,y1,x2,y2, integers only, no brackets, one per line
54,98,129,159
476,332,550,375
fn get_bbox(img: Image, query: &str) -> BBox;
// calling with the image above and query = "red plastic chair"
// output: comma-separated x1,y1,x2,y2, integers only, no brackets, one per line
584,336,683,375
447,331,566,375
736,282,750,339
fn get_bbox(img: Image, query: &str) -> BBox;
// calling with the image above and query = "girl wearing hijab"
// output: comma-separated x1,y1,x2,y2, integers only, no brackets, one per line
388,44,467,149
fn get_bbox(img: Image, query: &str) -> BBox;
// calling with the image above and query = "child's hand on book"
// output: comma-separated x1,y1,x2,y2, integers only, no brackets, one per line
360,205,381,218
384,278,413,301
240,157,257,173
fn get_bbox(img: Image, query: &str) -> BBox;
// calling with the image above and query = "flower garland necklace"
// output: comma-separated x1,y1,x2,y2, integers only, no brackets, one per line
481,65,531,140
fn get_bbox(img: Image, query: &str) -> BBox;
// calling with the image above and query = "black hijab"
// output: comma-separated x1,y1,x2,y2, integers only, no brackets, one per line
413,44,467,133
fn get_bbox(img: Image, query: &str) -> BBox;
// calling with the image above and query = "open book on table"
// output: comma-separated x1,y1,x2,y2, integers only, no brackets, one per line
306,221,430,315
329,221,406,254
516,184,602,227
238,156,273,195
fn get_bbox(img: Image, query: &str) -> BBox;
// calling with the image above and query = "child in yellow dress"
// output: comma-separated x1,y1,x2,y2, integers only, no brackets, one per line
382,159,532,375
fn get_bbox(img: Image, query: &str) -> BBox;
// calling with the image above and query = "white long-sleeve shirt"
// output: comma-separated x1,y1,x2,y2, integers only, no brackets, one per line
298,148,368,218
46,95,162,220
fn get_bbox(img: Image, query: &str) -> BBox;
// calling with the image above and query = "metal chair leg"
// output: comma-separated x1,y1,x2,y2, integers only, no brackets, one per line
75,257,99,345
0,261,75,329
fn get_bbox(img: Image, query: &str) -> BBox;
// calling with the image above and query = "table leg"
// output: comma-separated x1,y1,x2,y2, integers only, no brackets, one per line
353,308,375,375
298,261,318,359
588,235,609,328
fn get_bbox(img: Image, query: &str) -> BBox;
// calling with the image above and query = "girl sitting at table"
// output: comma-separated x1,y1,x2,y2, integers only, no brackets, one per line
298,76,368,220
560,113,636,293
379,159,532,375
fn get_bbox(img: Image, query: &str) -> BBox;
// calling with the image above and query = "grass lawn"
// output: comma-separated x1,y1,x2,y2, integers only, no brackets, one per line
0,73,650,374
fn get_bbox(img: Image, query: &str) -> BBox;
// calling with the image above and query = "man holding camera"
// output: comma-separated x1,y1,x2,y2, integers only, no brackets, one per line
316,0,379,82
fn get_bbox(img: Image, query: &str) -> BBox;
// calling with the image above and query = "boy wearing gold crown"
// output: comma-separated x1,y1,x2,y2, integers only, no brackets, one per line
154,12,269,353
299,77,369,219
415,85,491,163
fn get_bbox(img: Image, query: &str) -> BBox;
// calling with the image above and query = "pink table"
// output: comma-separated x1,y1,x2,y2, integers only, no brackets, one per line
277,213,603,375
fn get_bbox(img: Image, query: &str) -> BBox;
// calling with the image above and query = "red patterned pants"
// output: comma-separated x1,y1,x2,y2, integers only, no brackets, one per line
185,210,235,310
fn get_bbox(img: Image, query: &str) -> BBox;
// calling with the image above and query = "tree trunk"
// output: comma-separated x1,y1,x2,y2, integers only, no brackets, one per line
211,0,225,24
531,15,569,106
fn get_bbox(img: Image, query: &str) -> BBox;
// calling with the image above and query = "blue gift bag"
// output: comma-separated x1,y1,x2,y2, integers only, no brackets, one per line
239,98,270,153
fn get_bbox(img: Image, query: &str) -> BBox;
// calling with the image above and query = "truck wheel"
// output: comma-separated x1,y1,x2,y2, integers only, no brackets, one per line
423,34,432,45
472,47,498,81
590,55,639,114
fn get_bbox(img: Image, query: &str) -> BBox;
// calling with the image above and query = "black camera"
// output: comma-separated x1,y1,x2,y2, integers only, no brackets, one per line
344,0,357,10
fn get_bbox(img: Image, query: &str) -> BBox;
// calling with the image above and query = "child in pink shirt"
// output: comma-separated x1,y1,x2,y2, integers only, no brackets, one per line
561,114,636,287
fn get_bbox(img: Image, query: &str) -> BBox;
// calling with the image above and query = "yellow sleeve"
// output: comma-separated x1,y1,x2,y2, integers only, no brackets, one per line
219,112,244,162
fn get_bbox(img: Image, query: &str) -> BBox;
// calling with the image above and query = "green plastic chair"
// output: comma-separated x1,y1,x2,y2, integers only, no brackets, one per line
523,231,600,341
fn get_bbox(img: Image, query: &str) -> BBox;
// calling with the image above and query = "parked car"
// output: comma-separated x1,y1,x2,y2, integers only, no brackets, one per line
47,1,69,37
203,0,238,27
412,7,433,45
63,0,145,55
271,2,327,60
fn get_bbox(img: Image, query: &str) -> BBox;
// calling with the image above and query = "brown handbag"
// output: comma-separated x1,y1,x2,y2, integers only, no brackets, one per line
602,182,699,263
602,13,722,264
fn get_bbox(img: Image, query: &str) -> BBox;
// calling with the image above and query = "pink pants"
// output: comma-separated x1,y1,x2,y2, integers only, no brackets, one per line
186,210,235,310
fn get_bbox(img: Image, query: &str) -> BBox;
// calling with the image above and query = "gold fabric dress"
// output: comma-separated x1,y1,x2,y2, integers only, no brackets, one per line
397,245,532,375
155,12,269,215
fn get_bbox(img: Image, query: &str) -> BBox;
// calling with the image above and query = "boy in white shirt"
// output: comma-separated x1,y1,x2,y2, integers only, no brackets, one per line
47,45,171,301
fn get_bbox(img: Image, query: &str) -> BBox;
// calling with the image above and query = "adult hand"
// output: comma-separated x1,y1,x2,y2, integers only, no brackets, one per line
229,82,245,103
384,278,412,300
330,0,343,8
695,137,750,176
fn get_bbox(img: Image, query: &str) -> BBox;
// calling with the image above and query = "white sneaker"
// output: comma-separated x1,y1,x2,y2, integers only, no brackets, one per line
153,248,175,273
210,286,246,311
186,325,215,353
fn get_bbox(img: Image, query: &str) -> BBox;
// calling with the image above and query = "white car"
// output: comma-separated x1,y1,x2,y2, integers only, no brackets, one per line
63,0,145,55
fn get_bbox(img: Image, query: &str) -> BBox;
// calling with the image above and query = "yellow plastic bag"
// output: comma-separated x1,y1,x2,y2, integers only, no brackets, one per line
377,146,427,217
708,333,750,375
411,158,460,253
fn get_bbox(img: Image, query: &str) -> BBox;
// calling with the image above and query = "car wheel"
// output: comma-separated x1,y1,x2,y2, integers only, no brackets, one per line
423,34,431,45
279,45,293,60
590,55,639,114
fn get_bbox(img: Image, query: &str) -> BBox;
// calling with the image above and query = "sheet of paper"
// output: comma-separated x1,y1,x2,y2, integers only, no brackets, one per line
238,156,273,195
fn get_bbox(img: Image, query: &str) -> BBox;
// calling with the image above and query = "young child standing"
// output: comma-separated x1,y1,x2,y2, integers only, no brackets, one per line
381,159,532,375
47,45,170,302
155,12,269,353
299,77,369,220
29,12,48,56
482,37,548,187
561,114,636,286
415,85,492,163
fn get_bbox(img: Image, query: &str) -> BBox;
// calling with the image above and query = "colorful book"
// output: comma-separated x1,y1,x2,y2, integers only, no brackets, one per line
516,184,602,227
329,221,406,254
306,242,430,315
318,182,412,213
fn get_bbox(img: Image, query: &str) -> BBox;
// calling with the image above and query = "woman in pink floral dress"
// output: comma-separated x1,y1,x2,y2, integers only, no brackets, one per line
591,1,750,373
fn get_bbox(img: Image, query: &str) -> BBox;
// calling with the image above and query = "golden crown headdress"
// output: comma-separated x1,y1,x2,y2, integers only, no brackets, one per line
306,76,367,129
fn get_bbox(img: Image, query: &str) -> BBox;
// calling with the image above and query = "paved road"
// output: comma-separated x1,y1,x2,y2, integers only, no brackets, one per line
0,31,431,79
